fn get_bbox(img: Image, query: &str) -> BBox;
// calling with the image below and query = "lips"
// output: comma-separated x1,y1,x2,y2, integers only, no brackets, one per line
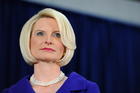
40,48,55,52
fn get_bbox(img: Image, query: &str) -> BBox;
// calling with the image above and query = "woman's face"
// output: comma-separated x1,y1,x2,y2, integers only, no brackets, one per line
30,17,65,62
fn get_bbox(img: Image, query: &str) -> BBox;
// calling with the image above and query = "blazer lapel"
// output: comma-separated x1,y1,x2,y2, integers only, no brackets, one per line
57,72,87,93
10,76,35,93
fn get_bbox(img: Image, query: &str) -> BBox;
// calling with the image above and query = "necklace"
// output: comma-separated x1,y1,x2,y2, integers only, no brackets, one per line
30,71,65,86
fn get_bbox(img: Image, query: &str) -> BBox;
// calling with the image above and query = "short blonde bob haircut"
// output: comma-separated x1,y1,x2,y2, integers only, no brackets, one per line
20,8,76,67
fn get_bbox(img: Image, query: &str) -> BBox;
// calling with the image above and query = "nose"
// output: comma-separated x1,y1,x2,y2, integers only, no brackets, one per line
44,35,53,45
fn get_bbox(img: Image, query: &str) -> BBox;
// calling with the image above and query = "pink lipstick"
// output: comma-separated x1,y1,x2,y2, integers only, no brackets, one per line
40,48,55,52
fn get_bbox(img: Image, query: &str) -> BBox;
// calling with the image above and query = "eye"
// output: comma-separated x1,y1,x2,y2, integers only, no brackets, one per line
52,32,61,38
36,31,44,36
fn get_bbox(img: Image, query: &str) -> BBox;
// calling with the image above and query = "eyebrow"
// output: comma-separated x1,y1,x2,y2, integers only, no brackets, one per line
34,30,45,32
53,31,60,33
34,29,60,33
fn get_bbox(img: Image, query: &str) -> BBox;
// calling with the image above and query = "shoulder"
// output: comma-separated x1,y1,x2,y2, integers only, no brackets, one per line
1,75,34,93
85,80,100,93
67,72,100,93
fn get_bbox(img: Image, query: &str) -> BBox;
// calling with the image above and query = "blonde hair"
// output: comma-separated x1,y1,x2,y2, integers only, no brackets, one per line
20,8,76,66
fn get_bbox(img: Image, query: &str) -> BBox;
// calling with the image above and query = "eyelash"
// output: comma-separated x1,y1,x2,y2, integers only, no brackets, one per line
35,32,61,38
52,32,61,38
36,32,44,36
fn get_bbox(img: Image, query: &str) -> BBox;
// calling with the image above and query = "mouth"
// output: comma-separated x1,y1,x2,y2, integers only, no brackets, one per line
40,48,55,52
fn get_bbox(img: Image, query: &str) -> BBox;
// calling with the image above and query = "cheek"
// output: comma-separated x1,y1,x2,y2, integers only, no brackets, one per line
57,44,65,56
30,38,36,49
30,39,36,56
30,38,40,51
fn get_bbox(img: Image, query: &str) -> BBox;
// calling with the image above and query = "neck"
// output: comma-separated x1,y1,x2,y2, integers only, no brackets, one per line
33,61,61,82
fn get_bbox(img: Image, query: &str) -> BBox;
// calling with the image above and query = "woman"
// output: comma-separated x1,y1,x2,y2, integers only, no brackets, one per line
2,8,100,93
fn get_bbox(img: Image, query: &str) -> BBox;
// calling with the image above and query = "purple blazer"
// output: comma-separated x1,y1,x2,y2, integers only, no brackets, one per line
2,72,100,93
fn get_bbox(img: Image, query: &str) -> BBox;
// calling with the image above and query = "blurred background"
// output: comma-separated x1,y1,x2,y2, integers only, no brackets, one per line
0,0,140,93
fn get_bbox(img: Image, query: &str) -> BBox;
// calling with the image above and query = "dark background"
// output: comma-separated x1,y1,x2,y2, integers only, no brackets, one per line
0,1,140,93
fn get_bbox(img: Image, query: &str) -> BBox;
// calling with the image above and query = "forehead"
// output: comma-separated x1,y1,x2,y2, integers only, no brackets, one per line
32,17,59,31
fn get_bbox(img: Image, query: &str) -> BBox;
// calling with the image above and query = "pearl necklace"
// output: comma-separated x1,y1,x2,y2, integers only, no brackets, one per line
30,71,65,86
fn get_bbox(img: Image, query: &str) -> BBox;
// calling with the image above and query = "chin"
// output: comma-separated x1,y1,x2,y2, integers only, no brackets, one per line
37,57,58,62
34,54,61,62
